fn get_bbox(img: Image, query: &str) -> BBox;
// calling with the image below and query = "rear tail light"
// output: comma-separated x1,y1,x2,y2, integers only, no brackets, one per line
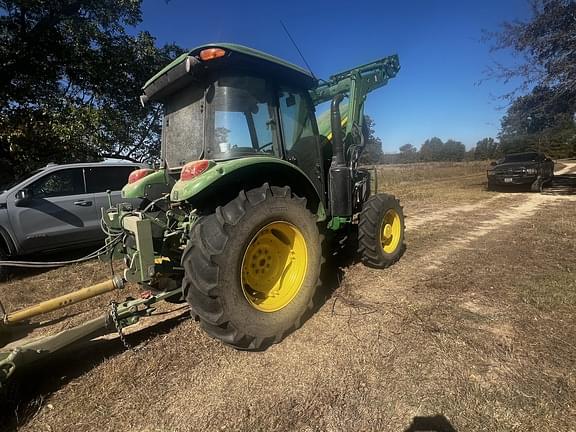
199,48,226,61
180,160,211,181
128,168,154,184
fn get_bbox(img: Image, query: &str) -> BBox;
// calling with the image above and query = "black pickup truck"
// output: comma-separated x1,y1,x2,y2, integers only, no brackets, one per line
487,152,554,192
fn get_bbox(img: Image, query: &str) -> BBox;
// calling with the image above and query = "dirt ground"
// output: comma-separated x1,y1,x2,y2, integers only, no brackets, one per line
1,161,576,432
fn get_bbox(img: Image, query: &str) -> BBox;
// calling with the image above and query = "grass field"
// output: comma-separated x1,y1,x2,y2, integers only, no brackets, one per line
1,161,575,431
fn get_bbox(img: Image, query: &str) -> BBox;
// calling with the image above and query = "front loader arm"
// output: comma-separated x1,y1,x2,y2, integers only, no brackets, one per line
310,54,400,136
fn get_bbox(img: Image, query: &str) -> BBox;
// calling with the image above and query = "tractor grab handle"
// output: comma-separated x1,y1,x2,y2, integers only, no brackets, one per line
3,277,124,324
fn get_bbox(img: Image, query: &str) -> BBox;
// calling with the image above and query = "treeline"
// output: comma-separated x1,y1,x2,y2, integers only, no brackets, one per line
365,137,469,165
380,131,574,166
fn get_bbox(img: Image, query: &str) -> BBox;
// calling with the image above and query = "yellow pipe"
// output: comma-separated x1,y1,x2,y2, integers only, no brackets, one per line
4,277,124,324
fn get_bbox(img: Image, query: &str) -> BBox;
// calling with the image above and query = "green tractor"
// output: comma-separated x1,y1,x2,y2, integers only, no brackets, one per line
103,44,405,350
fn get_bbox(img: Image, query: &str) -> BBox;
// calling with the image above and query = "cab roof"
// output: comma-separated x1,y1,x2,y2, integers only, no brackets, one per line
143,43,317,97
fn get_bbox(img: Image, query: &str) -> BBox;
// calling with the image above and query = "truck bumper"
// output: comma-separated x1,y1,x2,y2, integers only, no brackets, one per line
488,174,537,186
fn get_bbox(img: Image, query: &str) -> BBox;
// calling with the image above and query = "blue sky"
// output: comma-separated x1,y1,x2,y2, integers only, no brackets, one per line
138,0,532,152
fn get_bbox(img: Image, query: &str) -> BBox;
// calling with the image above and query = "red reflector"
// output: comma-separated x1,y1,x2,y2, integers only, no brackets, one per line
180,160,210,181
199,48,226,61
128,168,154,184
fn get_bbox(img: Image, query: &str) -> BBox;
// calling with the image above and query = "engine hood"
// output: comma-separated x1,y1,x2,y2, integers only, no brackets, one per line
492,161,538,170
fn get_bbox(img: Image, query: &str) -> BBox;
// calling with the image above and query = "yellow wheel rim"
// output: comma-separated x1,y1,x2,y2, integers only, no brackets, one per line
380,209,402,254
241,221,308,312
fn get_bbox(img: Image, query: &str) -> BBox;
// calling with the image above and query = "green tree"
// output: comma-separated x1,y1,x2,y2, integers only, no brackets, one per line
360,116,384,164
442,139,466,161
486,0,576,101
498,86,576,157
0,0,183,185
419,137,444,162
398,143,417,163
487,0,576,157
474,137,499,160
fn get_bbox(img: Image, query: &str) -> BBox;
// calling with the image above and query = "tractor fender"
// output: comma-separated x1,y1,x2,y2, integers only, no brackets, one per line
121,170,173,200
171,157,325,220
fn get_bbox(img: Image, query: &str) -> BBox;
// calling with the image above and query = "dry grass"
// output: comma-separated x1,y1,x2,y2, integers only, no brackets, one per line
1,161,576,432
371,161,489,213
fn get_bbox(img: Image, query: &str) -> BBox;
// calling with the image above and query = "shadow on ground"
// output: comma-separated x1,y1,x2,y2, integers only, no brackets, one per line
404,415,457,432
542,174,576,195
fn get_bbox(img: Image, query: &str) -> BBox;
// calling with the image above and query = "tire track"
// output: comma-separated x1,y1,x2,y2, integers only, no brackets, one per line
418,193,576,271
406,195,505,231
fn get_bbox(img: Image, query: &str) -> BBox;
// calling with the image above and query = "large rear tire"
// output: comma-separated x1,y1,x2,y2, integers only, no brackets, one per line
358,193,405,268
181,184,322,350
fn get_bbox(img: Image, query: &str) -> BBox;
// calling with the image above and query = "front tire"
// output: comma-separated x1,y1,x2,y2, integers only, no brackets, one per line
531,176,543,192
358,194,405,268
181,184,322,350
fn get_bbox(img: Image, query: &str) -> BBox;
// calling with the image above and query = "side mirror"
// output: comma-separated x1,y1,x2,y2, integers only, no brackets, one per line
490,161,497,166
14,189,31,207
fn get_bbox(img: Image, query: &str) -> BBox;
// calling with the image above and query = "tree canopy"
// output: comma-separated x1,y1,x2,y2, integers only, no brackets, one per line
0,0,183,185
474,137,499,160
419,137,466,162
359,116,384,164
487,0,576,158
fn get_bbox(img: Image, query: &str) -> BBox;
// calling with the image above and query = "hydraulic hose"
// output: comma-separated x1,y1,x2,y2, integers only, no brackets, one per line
0,234,123,268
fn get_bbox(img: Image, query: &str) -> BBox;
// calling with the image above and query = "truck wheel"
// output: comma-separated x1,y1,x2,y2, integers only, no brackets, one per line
181,184,322,350
531,177,543,192
358,193,405,268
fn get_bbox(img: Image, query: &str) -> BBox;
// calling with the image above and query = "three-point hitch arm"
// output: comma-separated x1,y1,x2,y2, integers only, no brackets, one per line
310,54,400,138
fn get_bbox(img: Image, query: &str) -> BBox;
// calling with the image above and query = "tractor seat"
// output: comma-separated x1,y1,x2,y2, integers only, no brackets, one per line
287,135,333,181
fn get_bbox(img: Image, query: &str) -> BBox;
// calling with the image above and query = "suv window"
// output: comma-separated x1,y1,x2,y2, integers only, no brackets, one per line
29,168,85,198
85,166,139,193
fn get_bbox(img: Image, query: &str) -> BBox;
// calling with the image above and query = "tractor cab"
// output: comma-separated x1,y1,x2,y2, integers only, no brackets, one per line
141,44,328,199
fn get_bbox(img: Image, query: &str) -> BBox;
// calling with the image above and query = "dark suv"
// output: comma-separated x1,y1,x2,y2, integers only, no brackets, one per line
487,152,554,191
0,162,142,278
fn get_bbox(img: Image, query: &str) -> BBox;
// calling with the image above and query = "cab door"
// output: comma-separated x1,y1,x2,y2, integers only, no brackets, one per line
278,88,326,201
7,167,101,253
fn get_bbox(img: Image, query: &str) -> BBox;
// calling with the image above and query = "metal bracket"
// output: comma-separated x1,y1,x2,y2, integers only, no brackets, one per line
122,215,155,283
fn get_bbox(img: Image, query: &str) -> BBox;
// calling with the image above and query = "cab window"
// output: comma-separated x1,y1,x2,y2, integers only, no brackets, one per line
206,75,278,158
278,89,315,152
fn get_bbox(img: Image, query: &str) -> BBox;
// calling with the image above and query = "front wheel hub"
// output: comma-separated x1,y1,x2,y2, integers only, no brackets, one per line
380,209,401,253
